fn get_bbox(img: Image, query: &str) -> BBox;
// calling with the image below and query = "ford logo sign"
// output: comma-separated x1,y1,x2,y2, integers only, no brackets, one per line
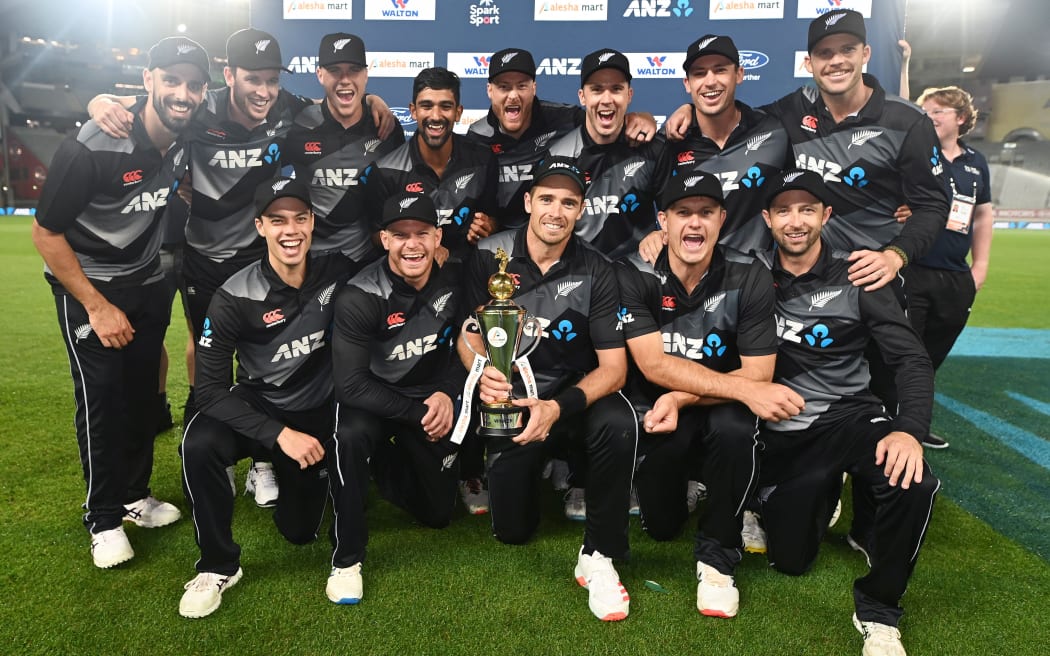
391,107,416,127
738,51,770,70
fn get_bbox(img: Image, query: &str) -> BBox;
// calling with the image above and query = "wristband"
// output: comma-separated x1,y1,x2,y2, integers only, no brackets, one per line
553,387,587,418
883,245,909,268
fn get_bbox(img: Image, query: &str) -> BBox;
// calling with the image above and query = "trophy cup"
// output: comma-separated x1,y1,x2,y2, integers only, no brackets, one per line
469,247,542,437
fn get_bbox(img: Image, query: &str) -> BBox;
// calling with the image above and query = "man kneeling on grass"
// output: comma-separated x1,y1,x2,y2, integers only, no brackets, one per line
757,170,940,656
179,177,357,618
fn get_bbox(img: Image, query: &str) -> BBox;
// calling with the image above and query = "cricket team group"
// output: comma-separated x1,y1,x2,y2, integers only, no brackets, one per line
34,8,995,655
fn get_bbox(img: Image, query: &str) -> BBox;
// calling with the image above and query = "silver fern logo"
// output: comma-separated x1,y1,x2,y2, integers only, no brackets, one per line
172,148,184,168
704,291,727,313
696,36,717,51
455,173,475,191
598,52,616,64
501,52,519,66
441,452,458,471
254,39,271,54
556,281,583,298
176,44,197,56
74,324,93,342
272,179,291,192
317,283,336,307
622,161,644,181
332,38,352,52
782,171,805,184
432,291,453,314
825,13,846,29
534,130,557,149
849,130,883,149
363,138,381,154
399,196,419,211
745,132,772,154
808,289,842,310
683,175,705,188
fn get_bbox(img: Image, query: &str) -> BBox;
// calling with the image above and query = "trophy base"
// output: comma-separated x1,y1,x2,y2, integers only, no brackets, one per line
478,403,526,438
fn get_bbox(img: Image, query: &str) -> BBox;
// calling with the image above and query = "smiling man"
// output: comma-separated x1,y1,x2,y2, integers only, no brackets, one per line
32,36,208,569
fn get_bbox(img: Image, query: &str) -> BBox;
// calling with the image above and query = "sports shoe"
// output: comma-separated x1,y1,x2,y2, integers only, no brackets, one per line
853,613,907,656
686,480,707,513
245,461,279,508
90,526,134,569
124,496,181,528
846,533,872,568
179,569,243,618
829,498,843,528
564,487,586,521
922,433,949,449
549,459,571,492
629,486,640,516
326,563,363,605
741,510,767,554
696,561,739,618
574,548,629,621
458,478,489,515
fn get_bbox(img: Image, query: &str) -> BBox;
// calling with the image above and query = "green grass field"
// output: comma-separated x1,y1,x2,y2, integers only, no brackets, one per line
1,218,1048,655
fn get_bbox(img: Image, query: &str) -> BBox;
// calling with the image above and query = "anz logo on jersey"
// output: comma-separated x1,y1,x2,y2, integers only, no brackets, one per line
272,330,326,362
386,326,453,361
207,143,281,168
662,330,727,360
311,168,360,187
776,315,835,349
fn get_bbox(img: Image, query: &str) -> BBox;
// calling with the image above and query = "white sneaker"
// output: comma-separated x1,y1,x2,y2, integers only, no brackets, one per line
829,498,843,527
574,548,629,621
326,563,363,605
90,526,134,569
629,486,640,516
853,613,907,656
696,561,739,618
686,480,707,514
179,569,243,618
245,462,279,508
458,478,489,515
564,487,586,521
741,510,767,554
124,496,181,528
549,459,570,492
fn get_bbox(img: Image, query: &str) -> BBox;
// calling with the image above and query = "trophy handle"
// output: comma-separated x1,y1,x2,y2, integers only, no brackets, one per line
460,316,487,359
516,316,544,360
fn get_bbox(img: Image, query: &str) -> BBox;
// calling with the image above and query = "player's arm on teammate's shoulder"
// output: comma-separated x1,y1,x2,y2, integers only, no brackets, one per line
86,94,138,139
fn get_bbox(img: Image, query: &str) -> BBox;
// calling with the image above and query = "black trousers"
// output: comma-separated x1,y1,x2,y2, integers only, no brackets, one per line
180,394,333,575
485,392,637,559
329,405,461,568
181,247,259,341
635,403,758,575
904,264,976,371
758,412,940,627
54,282,168,534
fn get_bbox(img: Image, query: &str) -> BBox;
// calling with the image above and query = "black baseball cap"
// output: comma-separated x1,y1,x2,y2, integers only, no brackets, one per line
380,192,439,228
660,172,724,210
318,33,367,68
808,9,867,52
226,28,290,72
531,157,587,194
580,48,632,86
764,169,830,208
254,177,311,217
148,37,210,79
488,48,536,81
682,35,739,72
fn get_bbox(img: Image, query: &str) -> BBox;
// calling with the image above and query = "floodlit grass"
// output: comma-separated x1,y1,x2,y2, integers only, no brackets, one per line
1,217,1048,655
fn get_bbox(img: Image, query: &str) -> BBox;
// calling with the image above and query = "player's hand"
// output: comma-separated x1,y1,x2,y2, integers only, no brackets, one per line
971,261,988,291
467,212,496,244
511,397,560,445
93,100,134,139
421,391,454,441
848,249,903,292
366,94,396,139
893,204,912,224
643,393,679,434
176,171,193,206
638,229,666,265
478,365,512,404
899,39,912,61
663,103,693,142
875,430,924,488
625,112,657,145
87,300,135,349
434,245,450,267
740,380,805,422
276,427,326,469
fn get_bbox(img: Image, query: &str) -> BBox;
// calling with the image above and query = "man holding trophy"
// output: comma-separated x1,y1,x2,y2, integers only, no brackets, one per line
458,157,637,623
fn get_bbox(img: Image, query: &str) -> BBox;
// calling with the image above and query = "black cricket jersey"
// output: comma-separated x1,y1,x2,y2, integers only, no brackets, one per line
666,102,791,255
332,258,467,425
616,246,778,409
763,75,950,261
194,253,356,446
466,229,624,399
465,98,581,229
284,99,406,260
360,135,498,260
760,243,933,438
36,97,188,289
185,88,311,263
545,126,670,260
918,141,991,272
